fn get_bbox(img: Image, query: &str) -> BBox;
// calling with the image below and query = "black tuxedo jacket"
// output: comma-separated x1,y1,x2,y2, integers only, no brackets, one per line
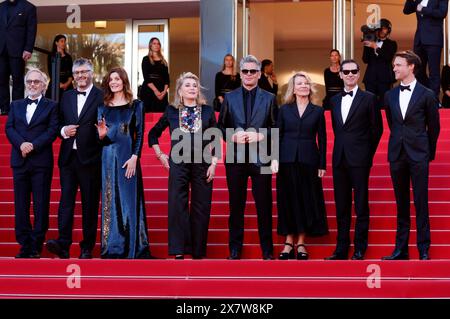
362,38,397,84
330,89,383,167
58,86,103,167
258,75,278,96
0,0,37,57
5,97,58,168
384,82,440,162
404,0,448,47
218,87,277,165
277,102,326,169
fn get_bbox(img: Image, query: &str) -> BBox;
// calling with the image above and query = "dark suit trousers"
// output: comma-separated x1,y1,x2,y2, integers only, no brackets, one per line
167,162,212,257
364,81,392,109
225,163,273,256
13,162,52,253
0,51,25,113
57,150,101,251
414,44,442,96
389,148,430,254
333,156,370,254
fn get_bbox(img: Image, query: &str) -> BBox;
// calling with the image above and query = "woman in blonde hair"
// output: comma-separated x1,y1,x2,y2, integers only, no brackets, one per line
149,72,218,259
140,37,170,112
274,71,328,260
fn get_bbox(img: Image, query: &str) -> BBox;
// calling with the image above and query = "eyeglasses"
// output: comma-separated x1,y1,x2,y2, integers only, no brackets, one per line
241,69,259,75
25,79,42,85
74,70,92,76
341,69,359,75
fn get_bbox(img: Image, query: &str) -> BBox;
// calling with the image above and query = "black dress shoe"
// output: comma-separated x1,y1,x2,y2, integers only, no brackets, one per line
419,252,430,260
262,254,274,260
278,243,295,260
324,252,347,260
381,250,409,260
15,251,30,258
79,249,93,259
175,255,184,260
46,239,70,259
227,250,241,260
351,251,364,260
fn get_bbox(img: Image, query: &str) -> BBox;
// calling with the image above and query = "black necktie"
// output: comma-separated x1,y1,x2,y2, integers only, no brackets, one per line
77,90,87,96
245,91,252,126
26,98,38,105
400,85,411,92
342,90,353,97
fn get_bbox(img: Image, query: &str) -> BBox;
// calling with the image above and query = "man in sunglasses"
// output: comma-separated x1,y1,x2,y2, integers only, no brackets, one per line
382,50,440,260
325,59,383,260
218,55,278,260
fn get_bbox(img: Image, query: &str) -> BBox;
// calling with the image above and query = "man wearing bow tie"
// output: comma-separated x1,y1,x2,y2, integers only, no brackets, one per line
5,68,58,258
0,0,37,115
403,0,448,97
382,51,440,260
46,58,103,259
325,59,383,260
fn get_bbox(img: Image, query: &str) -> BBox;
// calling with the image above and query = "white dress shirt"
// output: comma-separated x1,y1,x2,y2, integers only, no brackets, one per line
341,86,358,124
61,84,94,149
420,0,429,7
26,95,42,124
399,80,417,120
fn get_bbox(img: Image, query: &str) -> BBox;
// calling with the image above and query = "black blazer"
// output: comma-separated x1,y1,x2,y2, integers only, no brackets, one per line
362,38,397,84
58,86,104,167
277,102,326,169
5,97,58,168
384,82,440,162
218,87,277,166
258,75,278,96
330,89,383,167
404,0,448,47
0,0,37,57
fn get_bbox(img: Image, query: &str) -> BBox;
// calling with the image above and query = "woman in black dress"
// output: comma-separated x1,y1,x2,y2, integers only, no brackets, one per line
441,64,450,108
149,72,218,259
214,54,241,111
140,37,170,112
46,34,73,101
275,71,328,260
322,49,344,110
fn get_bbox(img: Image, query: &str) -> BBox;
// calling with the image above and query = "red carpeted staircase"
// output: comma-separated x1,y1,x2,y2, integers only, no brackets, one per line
1,111,450,298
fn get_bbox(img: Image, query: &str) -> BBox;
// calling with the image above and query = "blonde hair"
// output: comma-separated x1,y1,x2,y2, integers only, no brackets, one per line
24,67,49,95
283,71,318,105
148,37,168,66
172,72,207,109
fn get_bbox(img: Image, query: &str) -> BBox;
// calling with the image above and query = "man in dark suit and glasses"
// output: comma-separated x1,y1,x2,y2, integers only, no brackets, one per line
325,59,383,260
218,55,278,260
0,0,37,115
382,51,440,261
46,58,103,259
5,68,58,258
403,0,448,97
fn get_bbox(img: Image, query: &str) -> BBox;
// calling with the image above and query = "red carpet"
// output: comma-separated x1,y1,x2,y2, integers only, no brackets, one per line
1,111,450,298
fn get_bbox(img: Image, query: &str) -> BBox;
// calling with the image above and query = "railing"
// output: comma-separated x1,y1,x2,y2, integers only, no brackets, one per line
33,46,61,101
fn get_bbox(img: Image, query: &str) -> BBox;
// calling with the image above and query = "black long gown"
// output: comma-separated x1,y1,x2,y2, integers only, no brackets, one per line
140,56,170,113
98,100,151,258
46,53,73,101
322,68,344,110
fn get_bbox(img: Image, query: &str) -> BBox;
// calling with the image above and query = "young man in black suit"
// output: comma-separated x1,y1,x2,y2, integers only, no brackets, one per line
218,55,278,260
325,59,383,260
46,58,103,259
0,0,37,115
403,0,448,97
382,50,440,260
362,18,397,108
5,68,59,258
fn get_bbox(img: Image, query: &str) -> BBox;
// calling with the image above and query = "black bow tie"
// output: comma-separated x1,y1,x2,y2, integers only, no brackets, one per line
400,85,411,92
26,98,38,105
77,90,87,96
342,90,353,97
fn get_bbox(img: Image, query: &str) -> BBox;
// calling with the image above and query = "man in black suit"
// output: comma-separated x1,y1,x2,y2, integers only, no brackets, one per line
0,0,37,115
362,18,397,108
325,59,383,260
258,59,278,96
403,0,448,97
382,50,440,260
5,68,58,258
46,58,103,259
218,55,278,260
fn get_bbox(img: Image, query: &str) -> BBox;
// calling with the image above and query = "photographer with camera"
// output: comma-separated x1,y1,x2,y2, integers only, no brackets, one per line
362,18,397,109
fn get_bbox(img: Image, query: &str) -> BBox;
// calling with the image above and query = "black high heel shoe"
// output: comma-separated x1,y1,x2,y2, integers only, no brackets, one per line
296,244,309,260
278,243,295,260
175,255,184,260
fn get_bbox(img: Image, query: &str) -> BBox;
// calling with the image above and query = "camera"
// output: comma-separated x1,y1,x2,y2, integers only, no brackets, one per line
361,18,392,42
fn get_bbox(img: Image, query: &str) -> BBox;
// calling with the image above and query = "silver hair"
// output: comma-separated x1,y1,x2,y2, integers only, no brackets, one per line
72,57,94,73
24,67,49,95
239,55,261,70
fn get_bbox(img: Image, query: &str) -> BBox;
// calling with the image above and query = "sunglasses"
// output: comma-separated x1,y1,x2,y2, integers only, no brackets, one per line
341,69,359,75
241,69,259,75
25,79,42,85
